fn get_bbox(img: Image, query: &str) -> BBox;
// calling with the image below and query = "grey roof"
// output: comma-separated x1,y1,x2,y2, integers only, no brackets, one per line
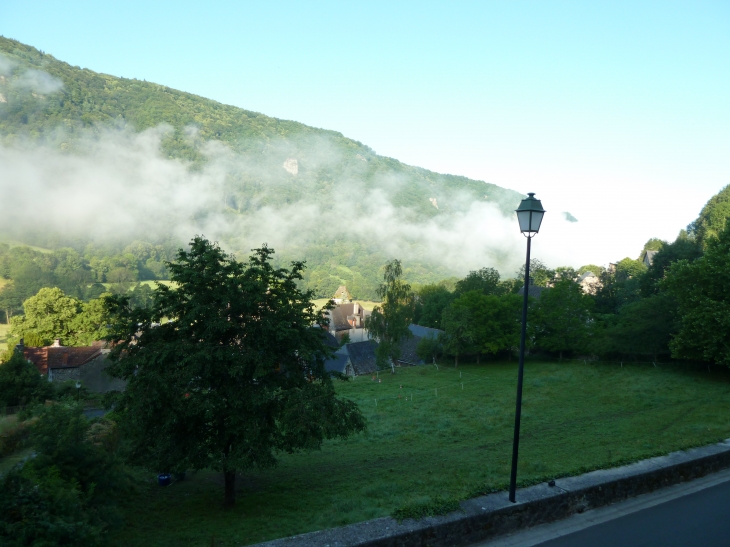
324,352,349,375
397,335,422,365
344,340,379,375
329,303,365,331
578,271,597,282
643,250,658,266
518,285,546,299
408,324,444,339
397,324,444,366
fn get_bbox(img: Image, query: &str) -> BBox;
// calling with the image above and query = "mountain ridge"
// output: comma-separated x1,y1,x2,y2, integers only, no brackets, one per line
0,36,525,299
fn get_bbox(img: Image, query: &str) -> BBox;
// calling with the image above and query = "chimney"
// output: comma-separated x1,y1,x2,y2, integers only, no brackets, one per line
52,339,62,347
353,302,359,315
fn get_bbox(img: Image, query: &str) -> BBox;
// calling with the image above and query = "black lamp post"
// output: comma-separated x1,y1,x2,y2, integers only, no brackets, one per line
509,192,546,503
75,380,81,403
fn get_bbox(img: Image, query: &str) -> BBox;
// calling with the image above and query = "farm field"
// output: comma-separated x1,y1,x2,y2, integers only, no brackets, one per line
109,360,730,547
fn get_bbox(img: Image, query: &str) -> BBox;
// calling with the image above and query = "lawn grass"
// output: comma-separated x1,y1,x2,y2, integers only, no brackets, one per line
110,360,730,547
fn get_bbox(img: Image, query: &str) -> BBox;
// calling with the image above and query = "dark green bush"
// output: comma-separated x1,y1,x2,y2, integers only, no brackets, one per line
0,403,127,546
0,351,53,407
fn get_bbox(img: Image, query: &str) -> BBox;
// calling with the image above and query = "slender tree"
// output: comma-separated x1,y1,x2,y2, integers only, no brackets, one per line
365,260,415,367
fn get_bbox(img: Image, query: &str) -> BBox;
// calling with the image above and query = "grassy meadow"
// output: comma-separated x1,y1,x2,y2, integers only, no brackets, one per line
108,359,730,547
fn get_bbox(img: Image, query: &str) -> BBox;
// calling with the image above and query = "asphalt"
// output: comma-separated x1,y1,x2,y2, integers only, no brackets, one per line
476,467,730,547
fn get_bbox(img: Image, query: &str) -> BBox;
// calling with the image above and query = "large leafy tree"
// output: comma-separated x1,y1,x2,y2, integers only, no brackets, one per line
105,237,365,507
9,287,110,347
365,260,415,367
413,283,454,329
689,184,730,246
469,293,522,360
454,267,501,296
516,259,554,288
663,221,730,366
530,278,593,359
640,232,702,296
595,295,677,361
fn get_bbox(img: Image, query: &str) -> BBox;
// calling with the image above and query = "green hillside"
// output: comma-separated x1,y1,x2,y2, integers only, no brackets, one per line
0,36,523,299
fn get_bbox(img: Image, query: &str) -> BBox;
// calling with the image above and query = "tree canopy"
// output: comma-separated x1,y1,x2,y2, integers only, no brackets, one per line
9,287,111,347
530,278,593,359
104,237,365,507
663,221,730,366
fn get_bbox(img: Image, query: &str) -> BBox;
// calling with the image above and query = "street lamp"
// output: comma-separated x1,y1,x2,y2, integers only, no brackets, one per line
75,380,81,402
509,192,546,503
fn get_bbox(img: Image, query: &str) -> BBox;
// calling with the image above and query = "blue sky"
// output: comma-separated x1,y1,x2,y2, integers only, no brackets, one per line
2,1,729,264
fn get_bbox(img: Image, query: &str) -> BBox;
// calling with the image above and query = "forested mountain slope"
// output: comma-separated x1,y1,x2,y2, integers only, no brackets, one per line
0,36,523,300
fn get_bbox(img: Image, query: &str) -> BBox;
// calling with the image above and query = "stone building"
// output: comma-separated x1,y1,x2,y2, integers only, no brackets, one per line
21,339,126,393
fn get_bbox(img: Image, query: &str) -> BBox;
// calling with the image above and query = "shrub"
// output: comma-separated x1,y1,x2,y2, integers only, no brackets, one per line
0,421,30,458
0,351,53,407
0,403,127,547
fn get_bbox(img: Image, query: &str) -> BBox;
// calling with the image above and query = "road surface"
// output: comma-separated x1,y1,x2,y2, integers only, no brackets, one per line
474,468,730,547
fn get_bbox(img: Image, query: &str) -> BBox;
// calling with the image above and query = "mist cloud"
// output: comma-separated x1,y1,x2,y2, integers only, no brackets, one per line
0,54,16,76
0,124,592,278
13,68,64,94
0,54,63,94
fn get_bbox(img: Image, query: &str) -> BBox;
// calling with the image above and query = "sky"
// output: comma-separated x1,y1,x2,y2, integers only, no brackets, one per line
2,1,729,266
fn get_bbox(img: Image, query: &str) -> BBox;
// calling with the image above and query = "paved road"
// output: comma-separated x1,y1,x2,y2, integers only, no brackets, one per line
476,468,730,547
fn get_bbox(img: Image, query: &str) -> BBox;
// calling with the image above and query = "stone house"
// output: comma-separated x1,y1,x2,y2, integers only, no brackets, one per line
21,339,126,393
327,301,370,342
332,285,352,304
641,250,658,268
395,324,444,367
578,271,602,295
326,340,378,377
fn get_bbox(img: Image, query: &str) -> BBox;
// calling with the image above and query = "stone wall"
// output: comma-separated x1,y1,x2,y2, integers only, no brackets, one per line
79,352,127,393
50,352,127,393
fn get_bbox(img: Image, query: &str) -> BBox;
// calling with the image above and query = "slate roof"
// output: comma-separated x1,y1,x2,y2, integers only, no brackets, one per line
344,340,378,375
408,324,443,340
517,285,546,299
578,271,597,282
397,336,422,365
643,250,658,266
324,352,349,375
24,346,102,375
395,324,445,366
319,329,340,349
328,303,367,331
329,303,356,331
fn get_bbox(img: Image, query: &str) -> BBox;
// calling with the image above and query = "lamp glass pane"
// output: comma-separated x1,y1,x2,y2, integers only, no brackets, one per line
529,211,544,232
516,210,531,232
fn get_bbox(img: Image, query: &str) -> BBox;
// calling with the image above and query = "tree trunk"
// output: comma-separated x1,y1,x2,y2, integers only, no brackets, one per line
224,469,236,508
454,354,459,368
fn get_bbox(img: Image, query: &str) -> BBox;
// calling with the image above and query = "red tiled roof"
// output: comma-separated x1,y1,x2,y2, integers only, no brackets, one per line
24,346,102,375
